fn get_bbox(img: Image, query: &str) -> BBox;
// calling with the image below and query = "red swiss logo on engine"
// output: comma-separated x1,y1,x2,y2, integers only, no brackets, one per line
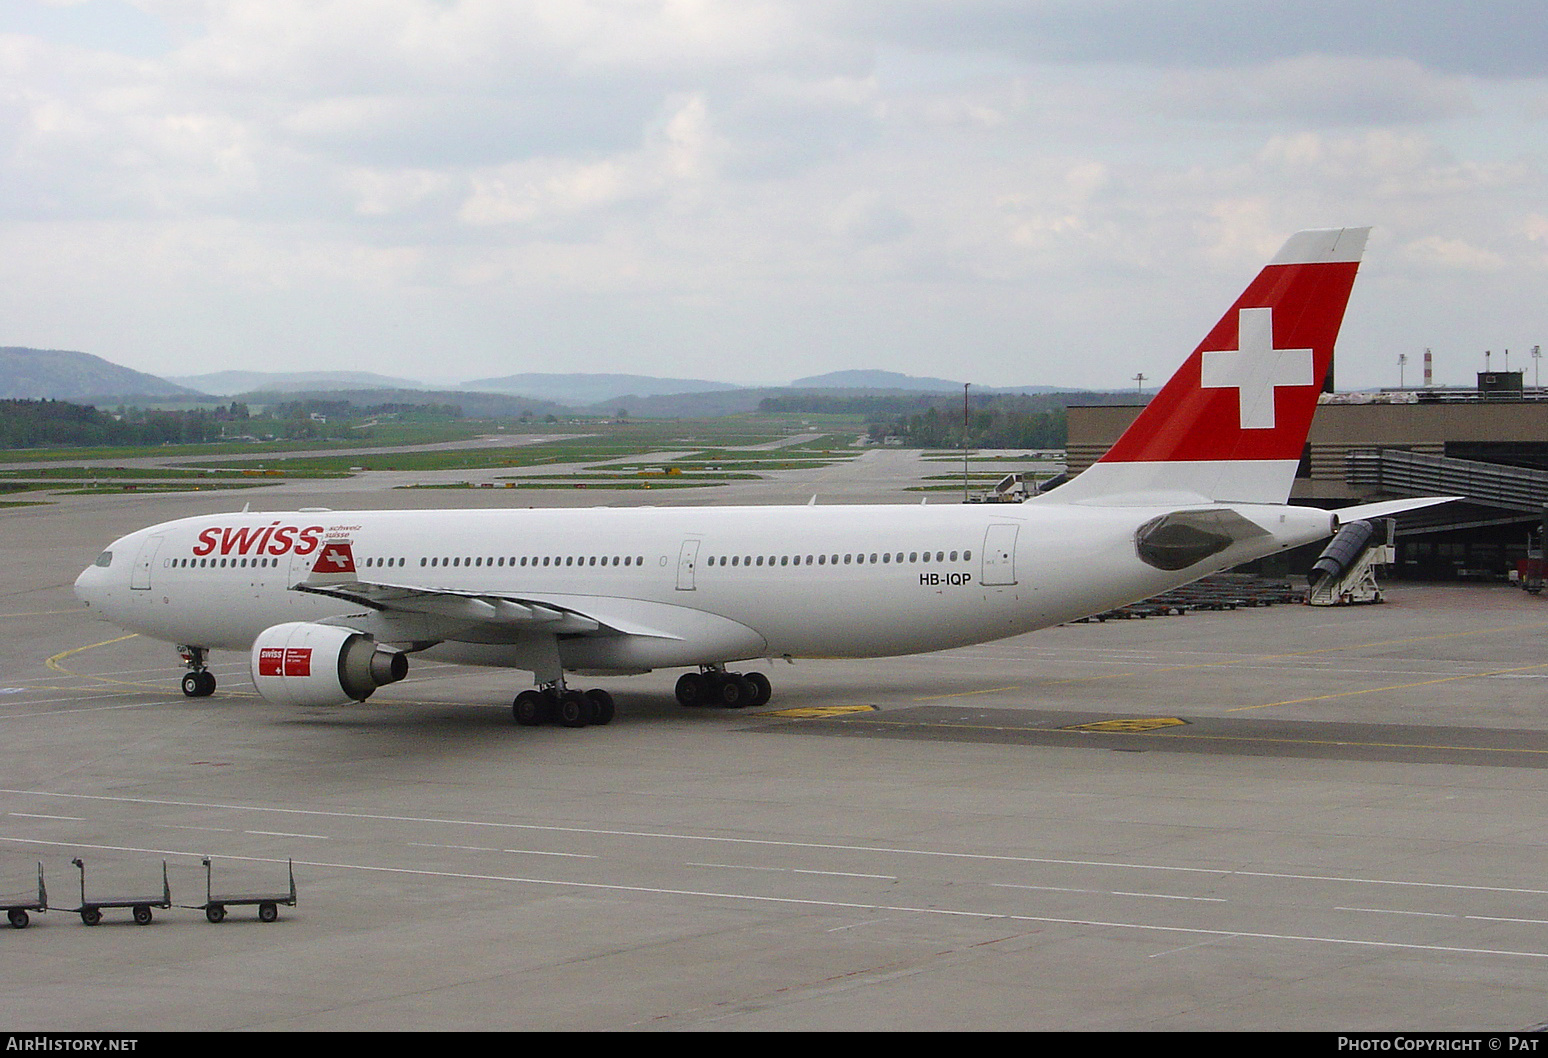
257,646,312,677
257,646,284,677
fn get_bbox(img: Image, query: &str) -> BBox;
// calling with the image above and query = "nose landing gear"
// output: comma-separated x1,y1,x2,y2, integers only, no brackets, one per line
178,646,216,698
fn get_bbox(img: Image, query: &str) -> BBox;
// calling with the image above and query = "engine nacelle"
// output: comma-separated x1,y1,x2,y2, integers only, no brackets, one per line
250,622,408,706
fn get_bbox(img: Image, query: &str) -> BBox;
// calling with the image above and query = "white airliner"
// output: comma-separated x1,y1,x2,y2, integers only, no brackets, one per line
73,227,1446,727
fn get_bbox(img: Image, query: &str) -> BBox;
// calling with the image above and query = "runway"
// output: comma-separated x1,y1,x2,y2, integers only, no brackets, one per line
5,450,1548,1031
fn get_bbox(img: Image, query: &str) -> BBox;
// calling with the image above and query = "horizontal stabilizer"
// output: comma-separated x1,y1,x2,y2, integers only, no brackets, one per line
1334,496,1460,522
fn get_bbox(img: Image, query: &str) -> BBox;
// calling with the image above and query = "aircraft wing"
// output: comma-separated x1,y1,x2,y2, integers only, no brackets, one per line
288,537,684,644
285,539,771,677
292,576,681,642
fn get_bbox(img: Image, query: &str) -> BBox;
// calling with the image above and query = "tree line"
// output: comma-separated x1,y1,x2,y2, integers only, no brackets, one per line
0,400,242,448
760,390,1146,449
870,400,1068,449
0,398,460,449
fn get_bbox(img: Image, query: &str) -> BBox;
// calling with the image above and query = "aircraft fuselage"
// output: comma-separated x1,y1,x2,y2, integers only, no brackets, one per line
75,500,1335,674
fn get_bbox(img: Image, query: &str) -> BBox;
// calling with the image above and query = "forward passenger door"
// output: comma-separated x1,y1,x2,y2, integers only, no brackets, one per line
131,535,163,590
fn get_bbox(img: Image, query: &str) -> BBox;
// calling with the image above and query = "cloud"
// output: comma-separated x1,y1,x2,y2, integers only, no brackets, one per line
3,0,174,57
455,93,724,231
840,0,1548,78
1403,234,1507,271
1156,55,1477,125
0,1,1543,390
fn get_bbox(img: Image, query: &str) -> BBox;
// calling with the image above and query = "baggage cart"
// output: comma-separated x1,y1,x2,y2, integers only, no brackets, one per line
2,863,47,928
69,858,170,925
191,857,296,923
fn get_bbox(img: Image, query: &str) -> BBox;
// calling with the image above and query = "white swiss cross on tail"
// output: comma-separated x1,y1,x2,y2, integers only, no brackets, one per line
1042,226,1370,507
1199,307,1313,430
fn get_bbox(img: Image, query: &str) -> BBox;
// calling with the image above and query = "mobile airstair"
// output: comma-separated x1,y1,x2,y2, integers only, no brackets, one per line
1307,518,1394,606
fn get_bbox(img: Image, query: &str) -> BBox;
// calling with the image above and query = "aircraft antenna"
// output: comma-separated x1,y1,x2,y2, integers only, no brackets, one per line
963,383,970,503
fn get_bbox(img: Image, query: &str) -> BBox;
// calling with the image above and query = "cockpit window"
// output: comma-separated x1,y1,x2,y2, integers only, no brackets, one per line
94,551,113,568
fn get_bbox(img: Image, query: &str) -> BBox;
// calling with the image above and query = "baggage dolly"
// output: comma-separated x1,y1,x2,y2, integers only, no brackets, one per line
2,863,47,928
192,857,296,923
69,858,170,925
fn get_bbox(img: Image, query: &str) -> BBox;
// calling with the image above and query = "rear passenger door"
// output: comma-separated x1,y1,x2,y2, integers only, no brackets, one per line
981,524,1018,586
676,538,701,590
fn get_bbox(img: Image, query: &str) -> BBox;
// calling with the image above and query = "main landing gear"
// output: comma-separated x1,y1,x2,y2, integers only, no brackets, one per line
512,683,616,728
509,666,775,727
178,646,216,698
674,668,772,709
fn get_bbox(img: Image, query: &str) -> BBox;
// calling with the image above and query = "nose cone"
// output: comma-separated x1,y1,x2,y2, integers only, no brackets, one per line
75,563,96,598
74,548,115,612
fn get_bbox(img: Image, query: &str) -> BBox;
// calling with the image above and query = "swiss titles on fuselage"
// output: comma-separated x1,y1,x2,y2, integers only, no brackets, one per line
192,522,325,558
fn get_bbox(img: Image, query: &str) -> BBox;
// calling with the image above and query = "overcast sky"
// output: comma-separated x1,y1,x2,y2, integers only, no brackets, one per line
2,1,1545,391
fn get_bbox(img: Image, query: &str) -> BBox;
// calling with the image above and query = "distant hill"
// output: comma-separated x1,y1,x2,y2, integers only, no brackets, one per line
0,347,201,401
789,369,965,392
167,370,428,395
789,369,1066,394
461,372,742,405
0,345,1101,419
225,387,573,420
580,388,775,418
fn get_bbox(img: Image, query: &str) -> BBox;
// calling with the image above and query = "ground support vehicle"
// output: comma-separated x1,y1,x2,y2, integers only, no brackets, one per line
188,857,296,923
2,864,47,928
68,858,171,925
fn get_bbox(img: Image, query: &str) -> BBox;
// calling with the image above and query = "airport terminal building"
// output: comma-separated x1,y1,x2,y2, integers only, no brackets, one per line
1066,371,1548,581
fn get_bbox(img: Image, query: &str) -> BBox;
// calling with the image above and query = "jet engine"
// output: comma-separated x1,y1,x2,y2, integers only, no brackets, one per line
249,622,408,706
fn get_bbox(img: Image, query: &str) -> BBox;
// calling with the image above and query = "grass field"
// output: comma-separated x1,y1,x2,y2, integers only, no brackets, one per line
0,415,874,497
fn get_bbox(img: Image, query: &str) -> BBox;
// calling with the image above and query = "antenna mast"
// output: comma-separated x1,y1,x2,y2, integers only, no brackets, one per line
963,384,970,503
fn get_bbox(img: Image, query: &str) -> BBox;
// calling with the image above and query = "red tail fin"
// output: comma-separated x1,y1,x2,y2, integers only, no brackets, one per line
1048,227,1369,506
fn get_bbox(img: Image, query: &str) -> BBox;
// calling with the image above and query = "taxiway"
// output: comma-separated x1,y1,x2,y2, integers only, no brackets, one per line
4,448,1548,1031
